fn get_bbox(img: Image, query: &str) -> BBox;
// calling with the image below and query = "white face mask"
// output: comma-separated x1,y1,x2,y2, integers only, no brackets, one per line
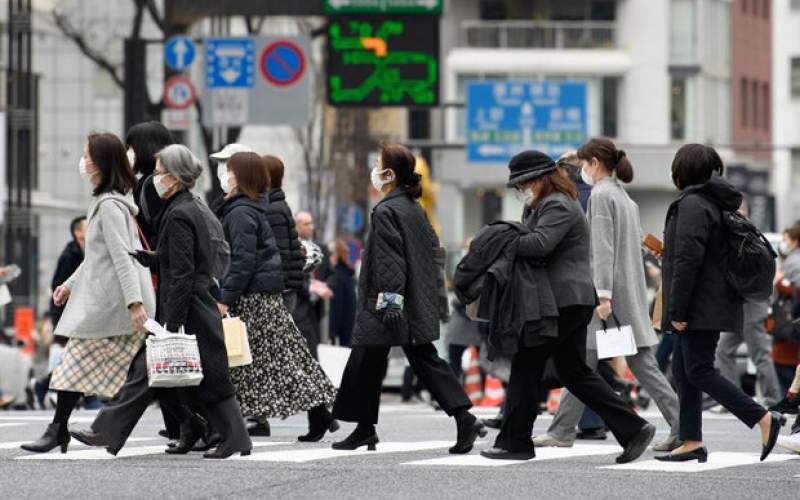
580,167,594,186
371,167,393,191
219,170,234,194
781,241,795,256
126,149,136,168
153,174,175,198
79,157,88,177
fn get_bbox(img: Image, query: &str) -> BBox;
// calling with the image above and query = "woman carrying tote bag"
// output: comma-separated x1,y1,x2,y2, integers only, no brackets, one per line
21,133,156,454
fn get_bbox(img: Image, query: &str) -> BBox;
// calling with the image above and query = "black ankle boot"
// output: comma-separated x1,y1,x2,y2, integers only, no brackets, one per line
299,406,340,442
21,423,70,454
166,415,208,455
331,424,379,451
203,440,252,459
450,413,487,454
247,419,271,437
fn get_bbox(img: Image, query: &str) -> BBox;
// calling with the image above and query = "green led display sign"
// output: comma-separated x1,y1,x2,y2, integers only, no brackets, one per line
327,16,439,106
324,0,443,15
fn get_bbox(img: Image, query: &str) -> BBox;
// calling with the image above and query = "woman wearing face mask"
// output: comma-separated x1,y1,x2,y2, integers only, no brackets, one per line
21,133,156,454
131,144,252,459
217,152,338,443
769,225,800,410
480,150,655,462
656,144,783,463
331,142,485,454
534,138,681,452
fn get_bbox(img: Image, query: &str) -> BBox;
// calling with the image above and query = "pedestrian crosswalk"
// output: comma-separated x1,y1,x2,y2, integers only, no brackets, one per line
4,435,798,472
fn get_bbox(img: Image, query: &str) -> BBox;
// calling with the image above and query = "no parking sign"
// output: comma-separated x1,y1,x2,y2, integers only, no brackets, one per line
202,36,310,127
163,76,196,110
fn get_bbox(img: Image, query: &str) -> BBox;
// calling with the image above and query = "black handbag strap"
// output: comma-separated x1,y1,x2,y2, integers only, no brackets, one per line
600,312,623,332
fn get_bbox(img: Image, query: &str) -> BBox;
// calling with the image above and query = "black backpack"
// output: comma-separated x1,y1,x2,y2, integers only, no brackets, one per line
192,196,231,281
718,210,776,302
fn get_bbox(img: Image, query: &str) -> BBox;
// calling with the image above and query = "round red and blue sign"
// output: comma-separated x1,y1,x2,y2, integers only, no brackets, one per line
260,41,306,87
163,75,196,110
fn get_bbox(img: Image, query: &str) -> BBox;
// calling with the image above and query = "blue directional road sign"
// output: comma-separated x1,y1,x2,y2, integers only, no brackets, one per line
164,35,196,72
205,38,256,88
338,204,365,234
467,81,587,163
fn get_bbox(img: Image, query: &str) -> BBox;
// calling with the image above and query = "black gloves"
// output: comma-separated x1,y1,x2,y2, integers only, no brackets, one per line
382,309,403,329
129,250,156,268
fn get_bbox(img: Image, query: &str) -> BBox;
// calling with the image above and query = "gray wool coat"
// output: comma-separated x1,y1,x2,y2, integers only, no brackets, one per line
586,177,657,350
55,192,156,339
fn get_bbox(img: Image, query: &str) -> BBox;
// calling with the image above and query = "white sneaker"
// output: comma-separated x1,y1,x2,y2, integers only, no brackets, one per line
532,433,574,448
777,433,800,454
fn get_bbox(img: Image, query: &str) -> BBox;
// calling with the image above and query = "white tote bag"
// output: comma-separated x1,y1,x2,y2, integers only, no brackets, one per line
144,320,204,388
595,313,638,360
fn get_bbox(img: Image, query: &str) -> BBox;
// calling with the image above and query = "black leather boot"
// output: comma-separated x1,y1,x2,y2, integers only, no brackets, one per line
21,423,70,454
299,406,340,442
332,424,379,451
166,415,209,455
450,417,488,454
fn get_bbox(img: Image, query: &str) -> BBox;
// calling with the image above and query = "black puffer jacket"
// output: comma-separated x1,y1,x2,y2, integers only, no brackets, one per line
219,193,284,305
352,188,443,347
49,240,84,328
661,175,744,334
265,188,305,291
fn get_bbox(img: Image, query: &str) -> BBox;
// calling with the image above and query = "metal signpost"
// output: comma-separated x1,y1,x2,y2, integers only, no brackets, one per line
466,81,588,163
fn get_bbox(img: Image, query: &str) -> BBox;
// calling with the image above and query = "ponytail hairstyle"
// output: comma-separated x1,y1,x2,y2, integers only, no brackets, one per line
380,142,422,199
577,137,634,184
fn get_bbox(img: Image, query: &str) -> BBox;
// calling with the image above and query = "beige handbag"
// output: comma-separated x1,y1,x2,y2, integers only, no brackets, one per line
223,315,252,367
652,283,663,331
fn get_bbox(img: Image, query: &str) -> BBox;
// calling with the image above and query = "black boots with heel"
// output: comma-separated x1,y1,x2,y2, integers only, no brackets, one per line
20,423,70,454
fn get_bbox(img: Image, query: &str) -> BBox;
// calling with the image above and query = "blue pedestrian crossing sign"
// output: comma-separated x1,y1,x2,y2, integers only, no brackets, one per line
205,38,256,88
164,35,196,72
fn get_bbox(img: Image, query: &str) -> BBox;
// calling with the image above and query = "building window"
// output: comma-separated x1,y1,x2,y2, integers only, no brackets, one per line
671,0,697,63
762,82,770,131
602,77,618,138
742,0,748,13
671,77,687,140
792,58,800,98
752,80,759,129
763,0,769,18
741,78,748,126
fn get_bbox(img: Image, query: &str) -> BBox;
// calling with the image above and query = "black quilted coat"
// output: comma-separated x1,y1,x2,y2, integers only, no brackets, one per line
352,188,442,347
265,188,305,291
155,190,235,404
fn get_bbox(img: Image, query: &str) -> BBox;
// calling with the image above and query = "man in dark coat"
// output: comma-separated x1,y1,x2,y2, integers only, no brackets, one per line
293,211,332,359
48,217,87,331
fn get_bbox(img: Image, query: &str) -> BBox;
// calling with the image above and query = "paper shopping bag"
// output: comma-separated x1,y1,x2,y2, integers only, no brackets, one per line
595,313,638,360
223,315,252,367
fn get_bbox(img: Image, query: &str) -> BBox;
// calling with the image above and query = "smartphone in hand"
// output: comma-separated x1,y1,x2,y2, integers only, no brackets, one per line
643,234,663,257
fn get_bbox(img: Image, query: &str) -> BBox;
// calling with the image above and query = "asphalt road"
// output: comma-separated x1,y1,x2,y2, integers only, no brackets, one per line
1,399,799,500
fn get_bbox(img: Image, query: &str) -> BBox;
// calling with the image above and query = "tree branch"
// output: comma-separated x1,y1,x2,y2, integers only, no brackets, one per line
144,0,166,35
52,10,125,90
131,0,145,39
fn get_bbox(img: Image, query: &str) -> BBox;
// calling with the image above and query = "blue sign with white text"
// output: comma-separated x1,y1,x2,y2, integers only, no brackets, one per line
205,38,255,88
467,81,587,163
164,35,196,72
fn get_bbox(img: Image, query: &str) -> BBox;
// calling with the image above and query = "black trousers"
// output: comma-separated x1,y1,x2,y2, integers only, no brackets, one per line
91,346,180,448
333,343,472,425
495,306,647,453
672,331,767,441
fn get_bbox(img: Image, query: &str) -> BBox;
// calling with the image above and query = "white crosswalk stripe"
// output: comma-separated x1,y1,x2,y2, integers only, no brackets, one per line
403,443,623,467
233,441,453,463
601,452,800,473
12,440,287,459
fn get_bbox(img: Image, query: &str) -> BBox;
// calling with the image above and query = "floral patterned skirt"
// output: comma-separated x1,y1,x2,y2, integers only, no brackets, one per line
230,292,336,419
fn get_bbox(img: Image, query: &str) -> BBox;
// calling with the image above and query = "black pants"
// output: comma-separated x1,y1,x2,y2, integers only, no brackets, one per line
448,344,468,381
333,343,472,425
672,331,767,441
91,346,180,448
495,306,647,453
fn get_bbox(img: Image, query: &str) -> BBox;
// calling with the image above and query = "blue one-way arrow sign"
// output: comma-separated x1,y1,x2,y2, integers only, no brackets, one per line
165,35,196,72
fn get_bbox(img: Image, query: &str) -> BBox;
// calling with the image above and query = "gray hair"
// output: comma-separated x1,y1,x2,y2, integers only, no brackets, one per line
156,144,203,189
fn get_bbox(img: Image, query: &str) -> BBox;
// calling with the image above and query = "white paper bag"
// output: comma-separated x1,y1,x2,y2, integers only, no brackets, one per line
595,315,638,360
317,344,351,388
0,285,11,306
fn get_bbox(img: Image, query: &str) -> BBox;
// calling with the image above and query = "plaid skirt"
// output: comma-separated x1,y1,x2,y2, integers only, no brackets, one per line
50,331,145,398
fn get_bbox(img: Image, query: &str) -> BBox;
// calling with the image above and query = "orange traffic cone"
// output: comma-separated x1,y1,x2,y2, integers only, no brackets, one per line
479,375,505,407
547,388,562,415
464,346,483,405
